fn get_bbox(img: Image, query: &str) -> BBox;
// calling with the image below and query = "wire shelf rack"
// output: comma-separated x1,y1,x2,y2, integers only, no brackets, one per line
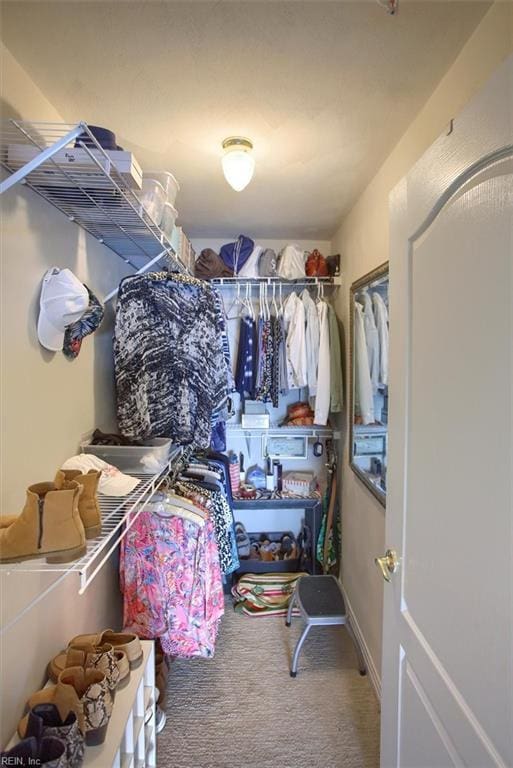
226,424,339,438
211,276,342,287
0,120,183,272
0,449,181,621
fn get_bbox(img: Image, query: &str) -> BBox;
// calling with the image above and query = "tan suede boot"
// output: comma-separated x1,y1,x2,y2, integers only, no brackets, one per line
48,642,126,695
55,469,101,539
0,481,86,564
18,666,113,746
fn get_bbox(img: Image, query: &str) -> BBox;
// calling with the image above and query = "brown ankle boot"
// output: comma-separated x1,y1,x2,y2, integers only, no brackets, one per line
48,643,124,696
55,469,101,539
19,666,113,746
0,481,86,564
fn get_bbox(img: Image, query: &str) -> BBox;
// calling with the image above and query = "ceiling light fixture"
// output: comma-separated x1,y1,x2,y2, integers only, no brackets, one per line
221,137,255,192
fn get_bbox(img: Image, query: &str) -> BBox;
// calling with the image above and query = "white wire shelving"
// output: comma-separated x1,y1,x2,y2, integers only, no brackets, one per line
0,449,181,634
211,276,342,288
0,120,184,273
226,424,340,439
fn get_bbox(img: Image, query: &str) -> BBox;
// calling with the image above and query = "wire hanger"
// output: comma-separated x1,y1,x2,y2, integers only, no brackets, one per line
226,282,244,319
272,282,279,316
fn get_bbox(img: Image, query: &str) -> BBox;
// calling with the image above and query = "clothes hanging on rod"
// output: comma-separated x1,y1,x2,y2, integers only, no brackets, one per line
328,304,343,414
121,506,224,658
301,288,320,397
372,291,389,386
120,452,239,659
283,291,307,389
354,301,375,425
313,299,331,425
362,291,380,395
114,272,230,448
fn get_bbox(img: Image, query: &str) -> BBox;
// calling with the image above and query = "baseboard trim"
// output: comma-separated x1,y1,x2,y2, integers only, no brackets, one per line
340,584,382,702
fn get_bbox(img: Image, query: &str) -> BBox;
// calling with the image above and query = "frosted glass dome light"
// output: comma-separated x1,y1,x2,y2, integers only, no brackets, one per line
221,137,255,192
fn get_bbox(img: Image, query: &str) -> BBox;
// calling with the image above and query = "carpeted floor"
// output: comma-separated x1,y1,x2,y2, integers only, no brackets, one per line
158,601,380,768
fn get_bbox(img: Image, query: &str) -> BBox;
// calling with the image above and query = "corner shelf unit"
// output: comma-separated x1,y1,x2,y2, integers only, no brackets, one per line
0,450,181,634
0,120,184,273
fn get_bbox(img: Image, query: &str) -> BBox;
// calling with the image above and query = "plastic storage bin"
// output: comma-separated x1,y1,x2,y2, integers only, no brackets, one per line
138,177,166,226
161,202,178,241
147,171,180,205
81,437,172,473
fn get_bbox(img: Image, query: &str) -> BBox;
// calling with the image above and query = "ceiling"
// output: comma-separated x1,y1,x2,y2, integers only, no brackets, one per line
1,1,490,240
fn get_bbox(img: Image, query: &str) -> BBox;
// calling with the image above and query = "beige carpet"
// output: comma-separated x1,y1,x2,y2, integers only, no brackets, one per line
158,600,380,768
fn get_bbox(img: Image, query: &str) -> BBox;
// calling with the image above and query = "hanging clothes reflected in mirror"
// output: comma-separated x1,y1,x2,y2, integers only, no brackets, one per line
349,262,389,506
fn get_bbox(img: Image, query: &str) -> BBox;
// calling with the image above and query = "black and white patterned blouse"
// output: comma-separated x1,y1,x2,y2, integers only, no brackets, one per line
114,272,228,448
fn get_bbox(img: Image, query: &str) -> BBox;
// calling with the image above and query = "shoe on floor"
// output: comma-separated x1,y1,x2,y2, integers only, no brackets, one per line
68,629,143,669
56,469,102,539
0,481,86,564
1,735,66,768
234,522,250,559
156,706,167,734
48,643,126,695
25,703,84,768
19,666,113,746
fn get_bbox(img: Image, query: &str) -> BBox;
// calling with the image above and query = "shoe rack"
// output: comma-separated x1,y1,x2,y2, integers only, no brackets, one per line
85,640,156,768
5,640,157,768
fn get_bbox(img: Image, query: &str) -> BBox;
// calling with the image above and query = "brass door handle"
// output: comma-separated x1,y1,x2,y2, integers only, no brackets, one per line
374,549,399,582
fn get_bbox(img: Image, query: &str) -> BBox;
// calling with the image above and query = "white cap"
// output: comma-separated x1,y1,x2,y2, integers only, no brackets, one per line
61,454,141,497
38,267,89,351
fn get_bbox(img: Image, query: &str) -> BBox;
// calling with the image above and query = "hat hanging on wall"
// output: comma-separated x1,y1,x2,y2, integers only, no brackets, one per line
63,285,104,359
37,267,89,352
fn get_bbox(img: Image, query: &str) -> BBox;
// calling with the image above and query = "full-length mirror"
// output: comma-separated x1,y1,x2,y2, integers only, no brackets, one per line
349,262,389,506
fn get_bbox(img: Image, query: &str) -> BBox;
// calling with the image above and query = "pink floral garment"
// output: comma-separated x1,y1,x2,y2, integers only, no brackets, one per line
120,509,224,658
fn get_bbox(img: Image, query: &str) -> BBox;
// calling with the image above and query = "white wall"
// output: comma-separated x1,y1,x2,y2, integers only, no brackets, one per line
0,42,130,743
331,2,513,689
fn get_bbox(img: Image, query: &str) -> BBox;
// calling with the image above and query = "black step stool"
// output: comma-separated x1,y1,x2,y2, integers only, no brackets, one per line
286,575,367,677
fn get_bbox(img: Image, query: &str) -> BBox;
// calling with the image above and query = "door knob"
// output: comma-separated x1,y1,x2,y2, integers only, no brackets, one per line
374,549,399,582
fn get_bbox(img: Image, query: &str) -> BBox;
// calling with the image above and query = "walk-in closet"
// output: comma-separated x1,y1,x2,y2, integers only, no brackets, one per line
1,3,511,768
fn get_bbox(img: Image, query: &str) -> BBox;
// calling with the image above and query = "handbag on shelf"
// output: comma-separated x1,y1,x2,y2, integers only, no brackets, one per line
305,249,329,277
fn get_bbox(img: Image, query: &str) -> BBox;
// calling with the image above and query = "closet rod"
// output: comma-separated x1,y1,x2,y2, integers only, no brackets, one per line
103,249,171,303
211,277,341,287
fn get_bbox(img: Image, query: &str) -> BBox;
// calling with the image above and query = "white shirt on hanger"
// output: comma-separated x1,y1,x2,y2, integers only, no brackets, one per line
354,302,375,425
314,300,331,426
301,288,320,396
372,291,389,386
362,291,380,394
283,292,307,389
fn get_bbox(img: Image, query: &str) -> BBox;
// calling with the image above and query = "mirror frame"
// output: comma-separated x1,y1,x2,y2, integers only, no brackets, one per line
349,261,389,507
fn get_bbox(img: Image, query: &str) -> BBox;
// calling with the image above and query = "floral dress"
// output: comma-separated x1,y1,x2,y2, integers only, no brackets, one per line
120,508,225,658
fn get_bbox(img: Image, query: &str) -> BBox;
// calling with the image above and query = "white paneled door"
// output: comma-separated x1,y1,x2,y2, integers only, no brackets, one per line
380,56,513,767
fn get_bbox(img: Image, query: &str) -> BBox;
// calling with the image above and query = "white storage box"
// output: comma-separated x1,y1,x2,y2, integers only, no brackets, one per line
138,177,166,226
241,414,270,428
7,144,143,190
282,471,316,497
161,202,178,241
147,171,180,205
81,437,172,473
